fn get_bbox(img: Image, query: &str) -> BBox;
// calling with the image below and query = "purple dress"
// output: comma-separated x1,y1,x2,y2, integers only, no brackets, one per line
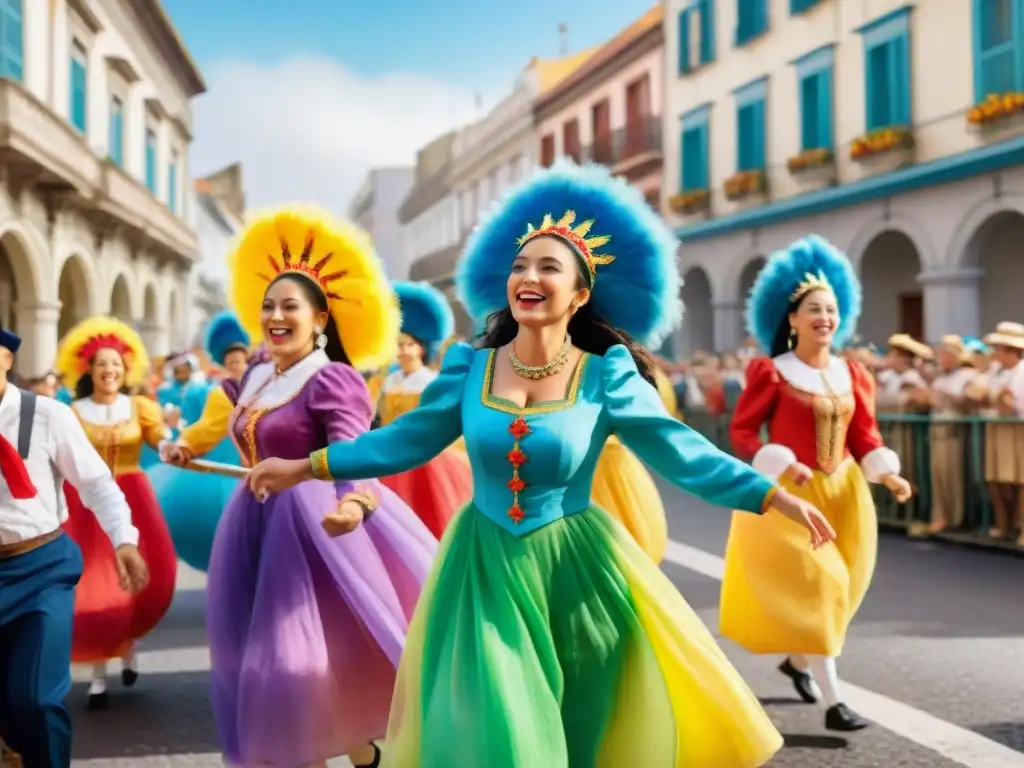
207,358,437,766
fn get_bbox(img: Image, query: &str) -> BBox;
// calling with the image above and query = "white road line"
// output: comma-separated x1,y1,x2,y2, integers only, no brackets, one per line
663,539,1024,768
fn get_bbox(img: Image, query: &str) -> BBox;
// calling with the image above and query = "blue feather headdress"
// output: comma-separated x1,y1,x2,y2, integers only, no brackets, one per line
204,311,251,365
747,234,862,354
394,281,454,361
0,325,21,353
455,161,681,347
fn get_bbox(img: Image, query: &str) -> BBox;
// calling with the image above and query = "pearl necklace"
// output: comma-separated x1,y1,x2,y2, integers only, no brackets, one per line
508,336,572,380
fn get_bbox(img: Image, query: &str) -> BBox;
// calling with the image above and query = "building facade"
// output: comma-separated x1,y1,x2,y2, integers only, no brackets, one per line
0,0,205,376
189,162,245,344
664,0,1024,354
535,6,664,209
347,167,414,278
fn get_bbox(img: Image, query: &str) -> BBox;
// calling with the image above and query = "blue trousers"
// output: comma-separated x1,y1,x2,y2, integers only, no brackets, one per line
0,534,82,768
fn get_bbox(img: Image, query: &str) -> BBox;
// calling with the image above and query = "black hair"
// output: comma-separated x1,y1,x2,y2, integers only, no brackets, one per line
221,343,250,364
770,289,840,357
475,239,658,387
267,272,351,366
401,332,432,364
74,353,132,400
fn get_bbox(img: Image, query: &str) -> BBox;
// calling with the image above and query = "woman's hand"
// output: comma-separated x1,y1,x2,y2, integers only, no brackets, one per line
247,457,314,499
159,441,191,467
322,499,365,537
768,489,837,549
783,462,813,486
882,473,913,503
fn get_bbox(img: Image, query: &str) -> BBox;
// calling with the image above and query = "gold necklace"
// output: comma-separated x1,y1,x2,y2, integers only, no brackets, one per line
508,335,572,380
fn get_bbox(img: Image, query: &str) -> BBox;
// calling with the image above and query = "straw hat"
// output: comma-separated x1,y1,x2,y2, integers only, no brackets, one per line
887,333,934,361
937,334,974,365
983,321,1024,350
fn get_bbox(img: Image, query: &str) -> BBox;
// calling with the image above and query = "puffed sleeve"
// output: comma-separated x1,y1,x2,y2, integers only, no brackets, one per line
178,386,234,457
602,345,777,514
729,357,797,481
846,359,901,482
134,395,172,449
306,363,374,444
311,343,473,481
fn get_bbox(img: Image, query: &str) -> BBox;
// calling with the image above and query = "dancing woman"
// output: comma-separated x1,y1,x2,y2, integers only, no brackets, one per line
54,318,178,708
719,235,912,731
247,164,835,767
163,207,436,768
376,281,472,537
149,311,250,572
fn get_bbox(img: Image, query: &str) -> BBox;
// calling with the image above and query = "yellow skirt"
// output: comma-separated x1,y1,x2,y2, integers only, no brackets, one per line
591,436,668,563
719,458,877,657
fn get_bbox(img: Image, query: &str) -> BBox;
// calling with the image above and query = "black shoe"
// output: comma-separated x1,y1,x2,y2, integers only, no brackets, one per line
121,668,138,687
825,703,869,731
778,658,818,703
354,743,381,768
86,691,109,710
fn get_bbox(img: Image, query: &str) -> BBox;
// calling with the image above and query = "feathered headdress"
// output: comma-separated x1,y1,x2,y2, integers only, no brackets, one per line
747,234,862,354
0,325,21,354
394,281,455,361
55,317,150,392
203,310,250,365
456,161,682,347
228,206,400,372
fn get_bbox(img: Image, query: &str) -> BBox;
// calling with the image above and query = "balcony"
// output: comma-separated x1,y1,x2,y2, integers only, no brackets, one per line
0,78,102,196
584,115,663,178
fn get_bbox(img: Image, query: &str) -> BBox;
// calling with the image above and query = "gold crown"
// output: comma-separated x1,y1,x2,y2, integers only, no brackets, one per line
259,234,347,301
789,270,835,303
516,211,615,283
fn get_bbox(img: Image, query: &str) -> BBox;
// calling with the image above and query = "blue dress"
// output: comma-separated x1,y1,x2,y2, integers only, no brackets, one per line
312,343,785,767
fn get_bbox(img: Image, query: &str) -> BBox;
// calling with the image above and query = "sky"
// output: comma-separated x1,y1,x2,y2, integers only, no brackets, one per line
162,0,658,214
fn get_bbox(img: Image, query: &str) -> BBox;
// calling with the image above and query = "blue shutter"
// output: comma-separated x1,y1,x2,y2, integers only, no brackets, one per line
69,49,87,133
698,124,709,188
820,70,834,147
737,105,752,169
866,44,890,129
891,33,911,125
974,0,1020,99
0,0,23,81
699,0,716,63
108,98,123,166
168,156,178,213
678,9,691,73
145,130,157,192
682,128,699,189
800,75,818,150
752,99,766,168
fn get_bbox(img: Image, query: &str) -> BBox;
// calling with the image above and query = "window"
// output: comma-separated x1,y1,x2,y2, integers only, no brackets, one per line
735,0,768,46
734,78,767,170
973,0,1024,100
679,105,710,191
108,97,124,166
145,128,157,193
0,0,23,81
857,8,912,130
794,45,834,151
69,41,87,133
168,151,178,213
791,0,824,14
677,0,715,74
562,119,580,162
540,134,555,167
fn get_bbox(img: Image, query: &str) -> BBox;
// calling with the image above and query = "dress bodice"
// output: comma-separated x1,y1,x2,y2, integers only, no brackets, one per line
72,395,169,475
317,343,779,537
378,367,438,426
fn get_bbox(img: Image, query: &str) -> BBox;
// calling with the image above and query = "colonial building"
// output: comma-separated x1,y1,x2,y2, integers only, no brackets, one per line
534,6,664,209
347,167,414,278
0,0,205,376
664,0,1024,354
400,130,470,334
189,162,245,344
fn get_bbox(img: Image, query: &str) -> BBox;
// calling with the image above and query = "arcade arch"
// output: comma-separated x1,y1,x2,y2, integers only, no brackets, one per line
958,210,1024,332
679,266,713,356
858,230,923,345
57,254,97,338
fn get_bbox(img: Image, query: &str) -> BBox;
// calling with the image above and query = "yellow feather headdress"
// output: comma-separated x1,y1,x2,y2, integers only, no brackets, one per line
228,206,400,373
55,316,150,393
516,210,614,285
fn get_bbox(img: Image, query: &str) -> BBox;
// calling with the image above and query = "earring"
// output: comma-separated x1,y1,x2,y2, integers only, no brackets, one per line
314,328,327,349
788,328,797,350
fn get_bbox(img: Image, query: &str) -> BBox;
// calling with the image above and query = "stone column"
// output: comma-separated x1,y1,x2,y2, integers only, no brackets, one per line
917,269,983,342
713,300,743,352
13,300,61,378
141,321,170,360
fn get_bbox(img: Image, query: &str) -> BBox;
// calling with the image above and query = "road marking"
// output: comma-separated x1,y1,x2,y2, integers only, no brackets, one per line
663,539,1024,768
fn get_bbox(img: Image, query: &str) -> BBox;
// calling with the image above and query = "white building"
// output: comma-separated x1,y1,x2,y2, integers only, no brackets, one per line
347,167,414,278
0,0,205,377
663,0,1024,354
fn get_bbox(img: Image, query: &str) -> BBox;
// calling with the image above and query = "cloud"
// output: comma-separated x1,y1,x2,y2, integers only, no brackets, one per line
189,56,488,214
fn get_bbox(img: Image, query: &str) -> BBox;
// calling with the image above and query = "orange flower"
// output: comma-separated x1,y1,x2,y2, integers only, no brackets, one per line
507,504,524,524
507,449,526,467
507,477,525,492
508,417,530,439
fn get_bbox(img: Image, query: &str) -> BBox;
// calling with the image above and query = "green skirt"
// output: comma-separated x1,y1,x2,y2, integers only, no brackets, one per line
382,505,782,767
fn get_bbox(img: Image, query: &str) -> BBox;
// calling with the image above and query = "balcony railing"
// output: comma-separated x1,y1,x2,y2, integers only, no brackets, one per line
583,114,662,169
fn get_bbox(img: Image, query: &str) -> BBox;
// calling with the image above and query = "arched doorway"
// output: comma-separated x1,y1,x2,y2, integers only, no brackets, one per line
143,283,159,326
858,231,923,345
960,210,1024,332
168,287,182,349
737,256,765,342
110,275,132,323
0,240,18,335
680,266,713,356
58,255,94,338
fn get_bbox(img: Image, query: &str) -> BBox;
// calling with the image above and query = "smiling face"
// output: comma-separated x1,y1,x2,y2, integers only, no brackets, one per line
261,276,328,363
91,347,126,395
506,236,589,329
222,348,249,380
789,288,839,350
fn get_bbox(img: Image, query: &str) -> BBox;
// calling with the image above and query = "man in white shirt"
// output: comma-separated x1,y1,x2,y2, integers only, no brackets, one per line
0,325,148,767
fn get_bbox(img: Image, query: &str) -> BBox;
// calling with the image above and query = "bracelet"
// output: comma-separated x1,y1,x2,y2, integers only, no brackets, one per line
340,485,379,522
310,449,332,480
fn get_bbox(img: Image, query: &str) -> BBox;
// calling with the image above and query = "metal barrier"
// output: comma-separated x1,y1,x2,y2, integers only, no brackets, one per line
682,410,1024,554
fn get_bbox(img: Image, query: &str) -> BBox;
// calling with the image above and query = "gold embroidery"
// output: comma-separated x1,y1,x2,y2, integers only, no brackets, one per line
480,349,590,415
310,448,332,480
813,371,854,474
760,486,778,514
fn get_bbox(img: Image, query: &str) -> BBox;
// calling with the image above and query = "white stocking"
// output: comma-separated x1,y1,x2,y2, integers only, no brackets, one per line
805,655,842,707
88,662,107,695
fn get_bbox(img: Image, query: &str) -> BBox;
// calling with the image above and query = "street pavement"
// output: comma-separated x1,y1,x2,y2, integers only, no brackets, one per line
66,479,1024,766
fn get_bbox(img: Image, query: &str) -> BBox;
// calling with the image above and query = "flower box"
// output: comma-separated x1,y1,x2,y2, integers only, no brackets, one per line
967,93,1024,132
668,189,711,215
787,148,837,185
849,126,914,163
724,170,767,201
